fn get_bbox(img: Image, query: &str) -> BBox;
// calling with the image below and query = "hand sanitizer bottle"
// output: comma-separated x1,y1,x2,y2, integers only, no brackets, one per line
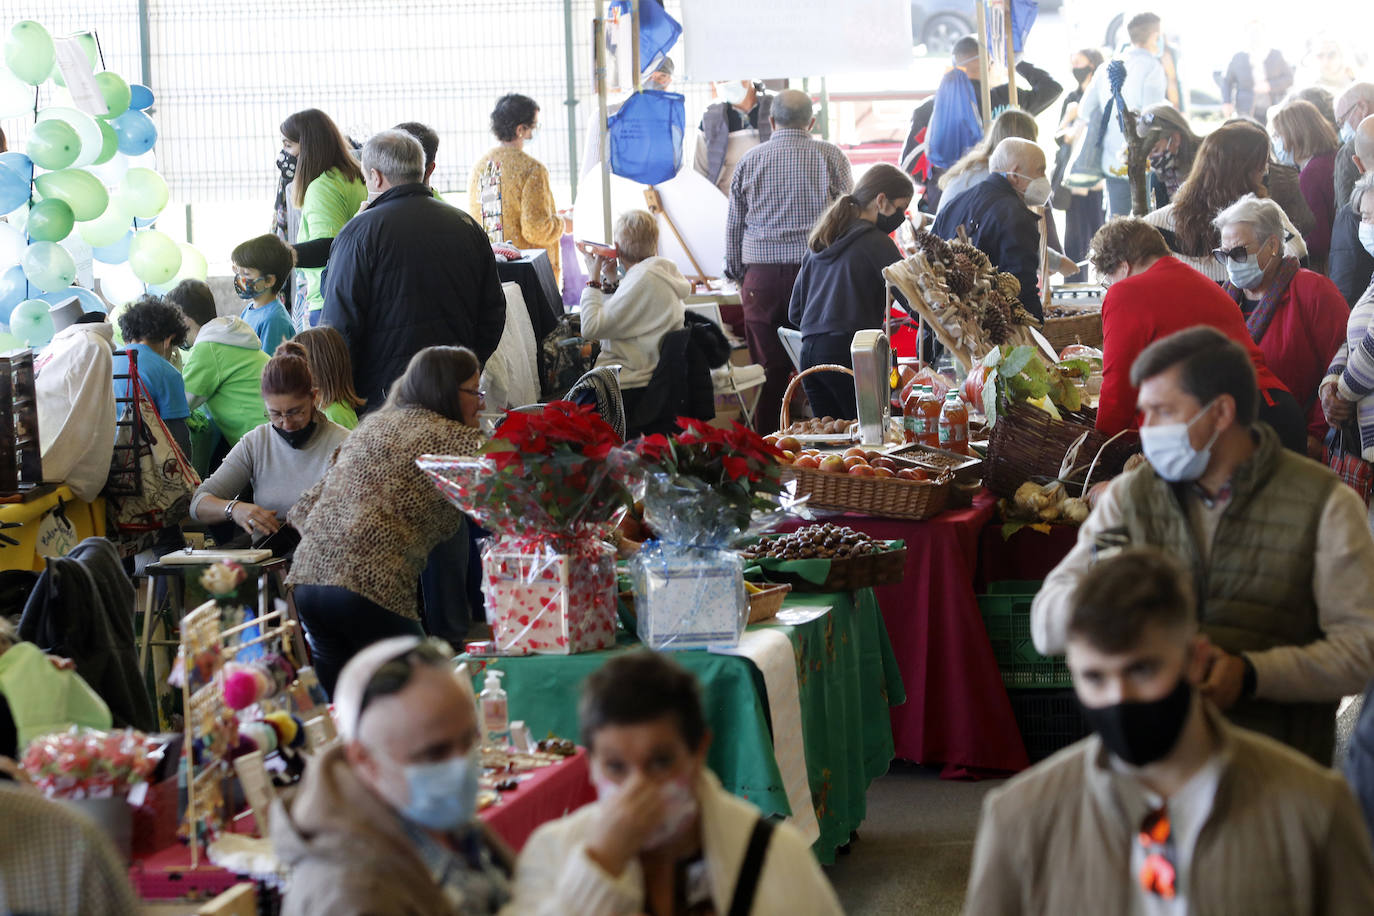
480,670,510,748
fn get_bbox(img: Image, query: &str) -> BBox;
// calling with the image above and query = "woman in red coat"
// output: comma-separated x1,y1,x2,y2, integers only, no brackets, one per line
1089,217,1306,452
1214,194,1349,457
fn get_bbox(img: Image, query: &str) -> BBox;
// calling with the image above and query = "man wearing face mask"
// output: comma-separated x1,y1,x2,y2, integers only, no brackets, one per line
693,79,773,195
274,637,512,916
504,652,841,915
1333,83,1374,208
1327,112,1374,306
969,549,1374,914
933,137,1050,320
1032,327,1374,765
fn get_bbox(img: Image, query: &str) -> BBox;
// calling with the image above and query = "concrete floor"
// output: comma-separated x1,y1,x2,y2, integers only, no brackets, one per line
826,763,1003,915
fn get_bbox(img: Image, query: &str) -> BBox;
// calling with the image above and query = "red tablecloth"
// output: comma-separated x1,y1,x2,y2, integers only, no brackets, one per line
780,492,1029,778
482,749,595,851
130,751,595,899
975,519,1080,590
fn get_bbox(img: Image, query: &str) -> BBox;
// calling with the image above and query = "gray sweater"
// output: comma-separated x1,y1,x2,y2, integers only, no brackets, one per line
190,418,349,521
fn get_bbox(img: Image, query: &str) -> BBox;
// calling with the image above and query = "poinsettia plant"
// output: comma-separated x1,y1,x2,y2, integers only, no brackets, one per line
418,401,631,536
625,418,788,546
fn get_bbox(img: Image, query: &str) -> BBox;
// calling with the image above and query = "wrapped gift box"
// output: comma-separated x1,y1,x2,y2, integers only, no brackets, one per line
632,546,747,651
482,535,618,655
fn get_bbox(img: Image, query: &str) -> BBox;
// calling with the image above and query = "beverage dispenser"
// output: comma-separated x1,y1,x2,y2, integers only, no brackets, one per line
850,330,891,447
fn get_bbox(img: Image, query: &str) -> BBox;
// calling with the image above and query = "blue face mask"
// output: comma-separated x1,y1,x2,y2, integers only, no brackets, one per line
1271,138,1295,167
1140,399,1221,483
1359,222,1374,257
1226,249,1267,290
1341,121,1357,145
397,750,479,831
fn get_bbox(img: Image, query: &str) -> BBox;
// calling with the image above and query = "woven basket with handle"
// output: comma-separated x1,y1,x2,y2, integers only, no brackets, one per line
1042,306,1103,352
779,365,953,520
984,400,1138,498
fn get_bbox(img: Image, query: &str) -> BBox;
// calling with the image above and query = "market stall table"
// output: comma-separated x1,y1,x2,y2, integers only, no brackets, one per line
464,588,903,864
779,491,1030,778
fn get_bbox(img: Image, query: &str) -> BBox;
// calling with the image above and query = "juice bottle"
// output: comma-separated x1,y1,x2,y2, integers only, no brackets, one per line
938,391,969,455
916,386,943,449
901,384,923,443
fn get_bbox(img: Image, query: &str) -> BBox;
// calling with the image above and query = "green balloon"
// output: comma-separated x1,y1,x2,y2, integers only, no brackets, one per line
38,106,102,168
10,299,54,347
26,198,74,242
78,198,132,247
22,241,76,292
128,230,182,286
116,168,168,219
27,120,80,171
94,71,131,120
93,119,118,165
5,21,55,86
34,169,108,221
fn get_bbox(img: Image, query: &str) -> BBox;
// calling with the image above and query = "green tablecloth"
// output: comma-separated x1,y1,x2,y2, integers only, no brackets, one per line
462,587,904,863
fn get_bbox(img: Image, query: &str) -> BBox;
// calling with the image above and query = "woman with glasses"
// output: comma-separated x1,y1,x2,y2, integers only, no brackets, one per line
287,346,487,696
1142,121,1309,283
190,340,349,540
1215,194,1348,457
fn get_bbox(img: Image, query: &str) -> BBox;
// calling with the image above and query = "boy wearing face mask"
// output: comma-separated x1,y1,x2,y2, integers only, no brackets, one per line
968,548,1374,914
231,233,296,356
504,652,842,915
274,637,513,916
1031,327,1374,766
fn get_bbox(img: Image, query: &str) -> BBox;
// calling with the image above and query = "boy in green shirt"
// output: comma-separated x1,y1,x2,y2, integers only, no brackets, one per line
181,314,271,449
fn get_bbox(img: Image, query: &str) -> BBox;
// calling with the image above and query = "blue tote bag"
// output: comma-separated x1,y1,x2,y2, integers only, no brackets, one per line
608,89,685,185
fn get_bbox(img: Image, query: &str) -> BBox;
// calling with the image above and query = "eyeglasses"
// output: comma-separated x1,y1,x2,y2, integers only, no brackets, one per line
268,405,312,422
1138,806,1177,899
1210,244,1254,266
357,639,454,721
458,386,486,400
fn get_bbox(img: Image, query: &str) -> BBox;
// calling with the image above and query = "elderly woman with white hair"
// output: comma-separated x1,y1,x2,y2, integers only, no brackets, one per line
1321,173,1374,511
580,209,688,430
1215,193,1348,456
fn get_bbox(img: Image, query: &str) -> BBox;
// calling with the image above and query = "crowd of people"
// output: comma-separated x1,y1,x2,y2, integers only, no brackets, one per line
8,11,1374,914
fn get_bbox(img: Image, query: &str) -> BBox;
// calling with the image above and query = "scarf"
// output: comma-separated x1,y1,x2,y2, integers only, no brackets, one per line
1226,256,1300,344
564,365,626,441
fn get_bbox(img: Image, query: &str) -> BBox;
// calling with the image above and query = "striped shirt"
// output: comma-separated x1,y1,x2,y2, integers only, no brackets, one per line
725,128,853,279
1327,282,1374,459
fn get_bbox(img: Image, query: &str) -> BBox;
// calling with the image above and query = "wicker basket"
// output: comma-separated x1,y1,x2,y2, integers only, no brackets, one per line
782,464,952,520
779,363,855,431
984,401,1139,498
1041,305,1103,352
754,543,909,592
747,584,791,623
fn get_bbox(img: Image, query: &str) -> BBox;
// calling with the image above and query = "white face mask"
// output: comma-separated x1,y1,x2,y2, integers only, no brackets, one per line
716,81,749,107
1140,399,1221,483
1007,172,1051,207
1359,222,1374,257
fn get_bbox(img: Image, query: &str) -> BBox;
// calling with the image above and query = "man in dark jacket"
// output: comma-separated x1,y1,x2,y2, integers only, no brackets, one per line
323,130,506,409
933,137,1048,320
899,37,1062,211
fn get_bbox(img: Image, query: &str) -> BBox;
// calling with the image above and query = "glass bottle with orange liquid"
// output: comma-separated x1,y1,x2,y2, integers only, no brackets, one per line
938,391,969,455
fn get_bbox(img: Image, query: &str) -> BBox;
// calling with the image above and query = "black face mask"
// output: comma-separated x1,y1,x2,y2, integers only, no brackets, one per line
272,418,316,449
1072,65,1094,86
875,208,906,234
1079,677,1193,767
277,149,297,180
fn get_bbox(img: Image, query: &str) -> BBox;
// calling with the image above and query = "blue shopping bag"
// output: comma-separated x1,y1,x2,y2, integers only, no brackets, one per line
610,0,682,70
608,89,685,185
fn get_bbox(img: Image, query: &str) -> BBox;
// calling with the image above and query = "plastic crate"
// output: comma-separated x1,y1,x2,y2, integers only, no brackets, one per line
1007,688,1091,762
977,580,1071,689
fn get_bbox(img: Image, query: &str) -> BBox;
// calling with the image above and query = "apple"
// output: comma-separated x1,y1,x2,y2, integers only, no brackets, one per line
873,457,897,471
848,465,876,477
843,446,867,459
819,455,847,473
781,450,796,462
795,455,820,469
843,456,868,470
777,436,802,453
897,468,929,481
872,467,895,478
864,450,882,462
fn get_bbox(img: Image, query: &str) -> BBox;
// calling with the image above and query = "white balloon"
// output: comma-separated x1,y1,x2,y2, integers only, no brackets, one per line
0,222,25,265
0,69,31,119
37,107,103,169
84,152,129,187
95,261,145,306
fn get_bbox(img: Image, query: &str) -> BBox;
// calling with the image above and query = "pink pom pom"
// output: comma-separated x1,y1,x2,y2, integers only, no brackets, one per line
222,669,262,710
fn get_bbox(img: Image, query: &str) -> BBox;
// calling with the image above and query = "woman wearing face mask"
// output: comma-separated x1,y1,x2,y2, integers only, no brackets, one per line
1135,102,1202,209
1051,49,1105,281
190,341,349,543
505,651,843,915
287,346,487,697
786,164,914,420
1214,194,1348,458
468,93,565,285
1142,121,1309,283
1270,99,1341,271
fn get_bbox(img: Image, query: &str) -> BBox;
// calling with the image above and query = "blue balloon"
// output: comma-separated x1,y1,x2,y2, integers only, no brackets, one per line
128,84,154,111
92,231,133,264
0,266,29,323
0,168,27,214
133,215,157,229
111,109,157,156
0,151,33,183
37,286,107,314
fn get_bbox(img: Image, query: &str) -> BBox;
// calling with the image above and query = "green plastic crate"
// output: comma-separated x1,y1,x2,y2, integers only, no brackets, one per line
978,580,1072,689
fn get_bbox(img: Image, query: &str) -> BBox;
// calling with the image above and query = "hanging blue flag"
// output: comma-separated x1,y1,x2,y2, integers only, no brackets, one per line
610,0,682,72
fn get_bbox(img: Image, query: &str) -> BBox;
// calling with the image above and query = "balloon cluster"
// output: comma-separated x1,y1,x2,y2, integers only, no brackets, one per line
0,19,208,348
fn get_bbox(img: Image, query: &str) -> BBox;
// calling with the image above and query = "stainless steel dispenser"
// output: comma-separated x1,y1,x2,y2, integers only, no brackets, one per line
850,330,891,447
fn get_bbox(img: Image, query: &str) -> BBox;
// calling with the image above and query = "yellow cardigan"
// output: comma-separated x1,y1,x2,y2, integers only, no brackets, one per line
468,146,562,283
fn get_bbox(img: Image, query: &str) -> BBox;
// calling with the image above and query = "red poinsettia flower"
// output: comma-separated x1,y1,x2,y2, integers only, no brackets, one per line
722,455,751,481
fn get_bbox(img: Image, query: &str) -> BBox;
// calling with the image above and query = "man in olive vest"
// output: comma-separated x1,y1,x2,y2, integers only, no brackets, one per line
1031,327,1374,765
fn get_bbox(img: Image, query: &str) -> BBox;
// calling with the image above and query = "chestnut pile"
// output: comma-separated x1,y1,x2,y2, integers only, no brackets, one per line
741,524,883,561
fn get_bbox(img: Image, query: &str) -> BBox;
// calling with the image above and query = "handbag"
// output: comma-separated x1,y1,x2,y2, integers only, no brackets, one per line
1324,422,1373,506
